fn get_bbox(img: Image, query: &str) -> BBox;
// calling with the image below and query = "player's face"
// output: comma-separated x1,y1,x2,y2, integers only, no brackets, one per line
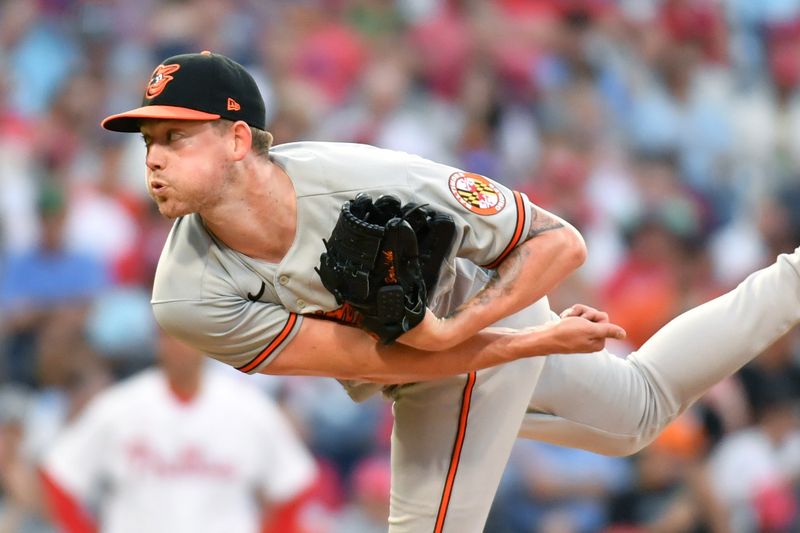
140,120,236,219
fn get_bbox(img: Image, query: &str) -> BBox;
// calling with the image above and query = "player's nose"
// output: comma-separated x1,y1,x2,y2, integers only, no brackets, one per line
145,144,166,171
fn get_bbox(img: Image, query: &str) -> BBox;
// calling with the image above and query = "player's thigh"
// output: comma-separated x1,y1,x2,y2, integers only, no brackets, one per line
520,349,664,455
389,356,545,533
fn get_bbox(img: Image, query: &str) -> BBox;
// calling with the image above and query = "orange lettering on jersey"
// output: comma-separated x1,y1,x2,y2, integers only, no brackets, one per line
227,97,241,111
448,172,506,216
145,64,181,99
315,303,361,326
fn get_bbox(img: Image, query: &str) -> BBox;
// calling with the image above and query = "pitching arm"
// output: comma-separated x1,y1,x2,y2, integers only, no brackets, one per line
262,312,624,384
398,203,590,351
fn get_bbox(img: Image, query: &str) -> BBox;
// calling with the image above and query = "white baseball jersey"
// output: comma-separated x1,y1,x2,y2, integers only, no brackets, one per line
42,367,316,533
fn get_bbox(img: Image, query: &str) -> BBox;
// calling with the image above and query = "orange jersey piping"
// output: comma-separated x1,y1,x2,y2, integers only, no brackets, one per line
482,191,526,270
236,313,299,373
433,371,477,532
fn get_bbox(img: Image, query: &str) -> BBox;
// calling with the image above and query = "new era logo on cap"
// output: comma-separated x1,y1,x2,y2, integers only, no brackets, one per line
101,52,266,132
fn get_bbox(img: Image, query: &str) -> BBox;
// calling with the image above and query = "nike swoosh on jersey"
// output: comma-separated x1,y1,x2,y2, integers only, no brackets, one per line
246,281,266,301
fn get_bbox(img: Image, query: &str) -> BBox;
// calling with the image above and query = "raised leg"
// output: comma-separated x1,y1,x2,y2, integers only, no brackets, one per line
520,248,800,455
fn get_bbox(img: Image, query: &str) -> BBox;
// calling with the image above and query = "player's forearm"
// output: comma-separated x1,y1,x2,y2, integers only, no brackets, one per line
358,328,539,384
267,311,625,382
443,222,586,345
263,318,550,384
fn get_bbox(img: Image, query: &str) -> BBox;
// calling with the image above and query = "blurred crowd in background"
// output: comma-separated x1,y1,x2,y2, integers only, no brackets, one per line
2,0,800,531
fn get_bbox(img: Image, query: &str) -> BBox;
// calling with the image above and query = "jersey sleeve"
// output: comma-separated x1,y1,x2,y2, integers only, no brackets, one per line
405,156,531,269
153,298,303,374
42,396,113,503
247,393,317,502
151,216,304,375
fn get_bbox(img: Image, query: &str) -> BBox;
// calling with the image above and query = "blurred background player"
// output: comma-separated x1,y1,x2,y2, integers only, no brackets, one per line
39,329,317,533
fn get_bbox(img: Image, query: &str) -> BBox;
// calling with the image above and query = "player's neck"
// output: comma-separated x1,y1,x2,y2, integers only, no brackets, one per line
167,375,201,404
200,158,297,262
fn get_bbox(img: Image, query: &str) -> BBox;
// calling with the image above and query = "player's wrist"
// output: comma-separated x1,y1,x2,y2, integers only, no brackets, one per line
504,326,549,358
441,307,501,347
394,310,455,351
433,317,462,350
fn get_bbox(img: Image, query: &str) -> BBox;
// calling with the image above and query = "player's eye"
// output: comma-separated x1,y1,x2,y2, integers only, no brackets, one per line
167,130,183,142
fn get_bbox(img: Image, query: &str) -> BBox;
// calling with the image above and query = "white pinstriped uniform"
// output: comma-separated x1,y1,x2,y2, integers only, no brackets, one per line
152,141,800,532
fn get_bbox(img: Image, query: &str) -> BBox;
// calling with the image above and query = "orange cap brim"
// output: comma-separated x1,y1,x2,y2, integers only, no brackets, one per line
101,105,221,132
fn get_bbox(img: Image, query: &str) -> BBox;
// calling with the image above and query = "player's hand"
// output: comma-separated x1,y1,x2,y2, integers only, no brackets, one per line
395,308,458,351
559,303,610,323
533,316,626,354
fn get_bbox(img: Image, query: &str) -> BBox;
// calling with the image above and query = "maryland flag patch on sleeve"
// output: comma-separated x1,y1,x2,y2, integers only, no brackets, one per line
448,172,507,216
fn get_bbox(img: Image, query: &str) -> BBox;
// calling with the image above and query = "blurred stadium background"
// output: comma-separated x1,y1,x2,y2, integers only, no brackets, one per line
2,0,800,531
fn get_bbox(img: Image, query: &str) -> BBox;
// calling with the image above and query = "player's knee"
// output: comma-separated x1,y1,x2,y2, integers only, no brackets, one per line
596,438,651,457
578,426,661,457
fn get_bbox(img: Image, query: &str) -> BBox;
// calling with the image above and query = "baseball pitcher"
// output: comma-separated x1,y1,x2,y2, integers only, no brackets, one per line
101,51,800,533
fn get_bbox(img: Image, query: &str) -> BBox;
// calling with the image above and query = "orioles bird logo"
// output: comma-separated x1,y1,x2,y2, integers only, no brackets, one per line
145,64,180,99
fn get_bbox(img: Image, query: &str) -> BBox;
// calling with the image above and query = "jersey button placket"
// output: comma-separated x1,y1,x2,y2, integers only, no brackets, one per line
275,273,302,311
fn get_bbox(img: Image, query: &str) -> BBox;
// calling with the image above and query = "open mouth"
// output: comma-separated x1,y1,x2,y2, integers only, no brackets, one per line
149,180,167,195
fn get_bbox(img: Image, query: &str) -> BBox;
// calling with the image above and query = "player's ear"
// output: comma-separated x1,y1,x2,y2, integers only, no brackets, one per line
230,120,252,161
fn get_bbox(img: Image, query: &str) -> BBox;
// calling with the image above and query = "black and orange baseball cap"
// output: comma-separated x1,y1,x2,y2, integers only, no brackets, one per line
101,51,266,132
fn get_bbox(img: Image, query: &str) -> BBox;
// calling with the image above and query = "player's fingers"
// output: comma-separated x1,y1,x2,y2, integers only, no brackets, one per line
599,322,626,340
561,304,609,323
562,303,596,318
580,309,609,323
585,321,626,340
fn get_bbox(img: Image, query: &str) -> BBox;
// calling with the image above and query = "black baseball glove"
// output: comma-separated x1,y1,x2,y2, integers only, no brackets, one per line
316,193,456,344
